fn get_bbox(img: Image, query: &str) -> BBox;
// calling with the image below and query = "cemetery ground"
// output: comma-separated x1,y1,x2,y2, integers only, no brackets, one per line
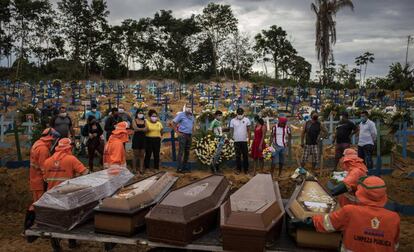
1,80,414,251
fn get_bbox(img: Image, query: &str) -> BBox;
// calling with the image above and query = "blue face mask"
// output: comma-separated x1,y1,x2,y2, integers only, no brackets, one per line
361,116,367,123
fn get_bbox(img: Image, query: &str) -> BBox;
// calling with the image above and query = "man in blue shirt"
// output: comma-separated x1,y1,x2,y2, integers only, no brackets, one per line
172,105,194,173
85,103,102,122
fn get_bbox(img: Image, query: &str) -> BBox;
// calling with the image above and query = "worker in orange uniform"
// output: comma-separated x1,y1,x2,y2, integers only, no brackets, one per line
42,138,88,250
24,128,60,231
294,176,400,252
103,121,129,168
330,148,368,206
43,138,89,190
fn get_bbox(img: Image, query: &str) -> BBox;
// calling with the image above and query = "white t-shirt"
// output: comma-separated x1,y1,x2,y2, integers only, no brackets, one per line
272,125,291,147
358,119,377,146
230,117,251,142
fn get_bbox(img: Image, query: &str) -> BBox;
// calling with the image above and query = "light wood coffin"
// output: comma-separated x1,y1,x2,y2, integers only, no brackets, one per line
285,180,342,249
94,172,177,236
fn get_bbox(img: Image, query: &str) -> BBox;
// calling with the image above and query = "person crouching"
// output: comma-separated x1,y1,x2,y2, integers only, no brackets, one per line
103,121,129,169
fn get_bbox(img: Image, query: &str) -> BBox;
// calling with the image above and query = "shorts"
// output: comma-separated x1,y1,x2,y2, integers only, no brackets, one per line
301,145,319,164
272,145,286,165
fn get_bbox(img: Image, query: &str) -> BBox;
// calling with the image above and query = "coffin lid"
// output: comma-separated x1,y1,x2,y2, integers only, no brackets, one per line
34,168,134,210
97,172,177,212
147,175,230,223
221,174,284,230
285,180,338,220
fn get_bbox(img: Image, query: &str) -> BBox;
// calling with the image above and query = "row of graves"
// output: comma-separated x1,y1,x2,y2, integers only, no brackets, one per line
1,79,414,169
0,79,413,251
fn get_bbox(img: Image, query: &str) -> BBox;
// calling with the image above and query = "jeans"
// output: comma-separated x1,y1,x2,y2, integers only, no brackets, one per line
272,145,285,165
235,142,249,173
144,137,161,170
177,134,192,171
358,144,374,170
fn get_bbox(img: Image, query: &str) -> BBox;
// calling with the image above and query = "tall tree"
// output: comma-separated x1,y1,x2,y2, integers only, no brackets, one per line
197,3,238,78
0,0,13,67
85,0,109,76
31,1,64,66
254,25,296,79
11,0,50,78
355,51,374,86
58,0,89,62
223,32,254,81
311,0,354,84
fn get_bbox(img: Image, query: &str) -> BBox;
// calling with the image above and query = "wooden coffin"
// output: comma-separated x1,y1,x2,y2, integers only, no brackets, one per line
285,180,342,249
220,174,285,252
145,175,230,246
34,168,133,230
94,172,177,236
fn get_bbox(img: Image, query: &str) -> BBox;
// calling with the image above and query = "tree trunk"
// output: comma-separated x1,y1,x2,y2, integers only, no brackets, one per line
363,63,368,86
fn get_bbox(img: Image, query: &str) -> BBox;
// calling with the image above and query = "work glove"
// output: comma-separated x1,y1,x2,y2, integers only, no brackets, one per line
331,182,348,196
291,217,314,229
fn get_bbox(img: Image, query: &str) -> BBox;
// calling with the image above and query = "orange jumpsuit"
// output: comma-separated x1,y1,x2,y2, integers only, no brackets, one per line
103,132,128,166
338,155,367,206
29,137,53,203
313,205,400,252
43,149,87,190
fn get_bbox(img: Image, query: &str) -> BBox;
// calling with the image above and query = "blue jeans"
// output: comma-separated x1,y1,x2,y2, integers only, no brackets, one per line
272,145,285,165
358,144,374,170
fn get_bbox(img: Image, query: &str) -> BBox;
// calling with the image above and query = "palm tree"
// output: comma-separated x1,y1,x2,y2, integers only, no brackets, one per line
311,0,354,84
355,52,375,86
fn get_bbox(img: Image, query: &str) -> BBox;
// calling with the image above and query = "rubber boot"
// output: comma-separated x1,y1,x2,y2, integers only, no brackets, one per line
51,238,61,252
68,239,78,249
24,210,38,243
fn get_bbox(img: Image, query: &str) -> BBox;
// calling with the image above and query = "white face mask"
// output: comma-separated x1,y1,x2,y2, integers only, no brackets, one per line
237,115,243,120
185,108,192,114
59,112,67,117
151,116,158,122
118,108,124,113
137,114,144,119
92,109,97,112
339,115,343,121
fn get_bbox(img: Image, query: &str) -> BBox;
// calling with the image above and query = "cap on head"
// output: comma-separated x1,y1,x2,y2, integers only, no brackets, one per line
278,117,288,124
343,148,357,157
55,138,72,151
355,176,387,207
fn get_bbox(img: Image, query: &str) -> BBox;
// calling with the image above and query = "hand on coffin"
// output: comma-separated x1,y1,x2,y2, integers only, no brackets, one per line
291,217,314,229
331,182,348,196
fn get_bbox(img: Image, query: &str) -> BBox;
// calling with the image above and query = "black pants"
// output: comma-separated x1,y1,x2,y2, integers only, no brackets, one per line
87,139,104,171
144,137,161,170
235,141,249,173
177,134,192,171
358,144,374,170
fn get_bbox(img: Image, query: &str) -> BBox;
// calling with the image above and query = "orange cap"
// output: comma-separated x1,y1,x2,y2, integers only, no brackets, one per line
55,138,72,152
112,121,128,135
355,176,387,207
40,128,56,142
343,148,358,157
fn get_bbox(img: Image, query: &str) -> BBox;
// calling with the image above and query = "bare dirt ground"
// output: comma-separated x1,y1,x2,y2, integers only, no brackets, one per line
1,164,413,251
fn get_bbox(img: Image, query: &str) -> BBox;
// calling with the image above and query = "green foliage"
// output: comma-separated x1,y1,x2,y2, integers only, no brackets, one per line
385,110,413,134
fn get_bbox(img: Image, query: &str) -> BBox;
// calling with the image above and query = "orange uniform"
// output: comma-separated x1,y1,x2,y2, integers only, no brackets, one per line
43,138,87,190
103,122,129,167
313,176,400,252
338,148,368,206
29,129,55,203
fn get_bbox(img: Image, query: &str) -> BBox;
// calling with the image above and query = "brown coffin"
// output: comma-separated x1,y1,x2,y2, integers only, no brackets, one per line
220,174,285,252
94,172,177,236
145,175,230,246
285,180,342,249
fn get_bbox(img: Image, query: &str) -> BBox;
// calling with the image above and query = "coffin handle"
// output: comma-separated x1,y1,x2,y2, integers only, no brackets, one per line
192,226,204,235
